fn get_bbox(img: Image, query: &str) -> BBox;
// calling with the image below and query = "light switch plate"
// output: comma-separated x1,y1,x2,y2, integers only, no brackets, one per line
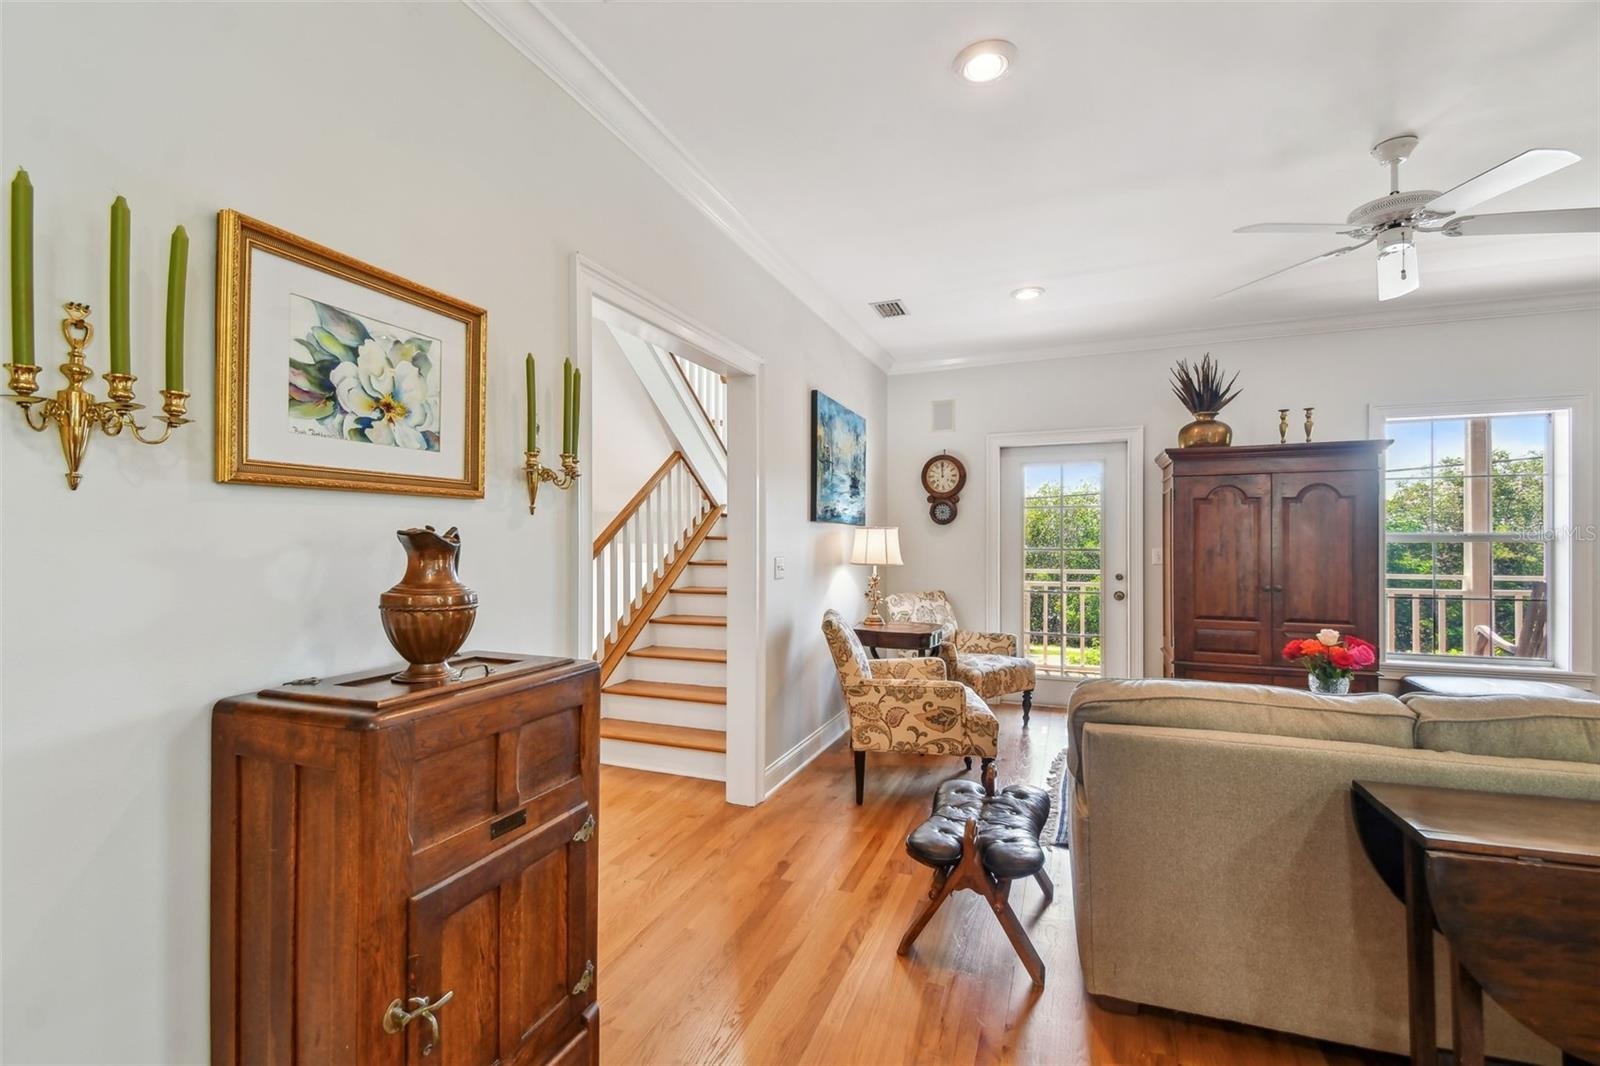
1151,548,1164,565
773,556,787,580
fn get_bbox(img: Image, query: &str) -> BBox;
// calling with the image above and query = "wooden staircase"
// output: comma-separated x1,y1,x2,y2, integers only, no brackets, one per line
594,453,730,780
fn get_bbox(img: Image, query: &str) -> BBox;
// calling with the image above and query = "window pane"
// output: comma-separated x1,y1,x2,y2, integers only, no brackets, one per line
1024,465,1062,502
1433,471,1466,533
1386,477,1431,532
1490,414,1548,468
1491,475,1545,533
1386,420,1432,475
1432,419,1467,471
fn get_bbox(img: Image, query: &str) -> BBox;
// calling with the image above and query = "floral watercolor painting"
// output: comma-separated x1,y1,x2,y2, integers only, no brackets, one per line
811,389,866,525
288,296,442,451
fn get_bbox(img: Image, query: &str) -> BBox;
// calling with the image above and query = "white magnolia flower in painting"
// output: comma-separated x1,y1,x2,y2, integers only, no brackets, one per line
331,336,436,450
1316,628,1341,646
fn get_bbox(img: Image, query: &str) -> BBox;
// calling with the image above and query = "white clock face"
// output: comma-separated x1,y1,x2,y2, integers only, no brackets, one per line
926,458,960,493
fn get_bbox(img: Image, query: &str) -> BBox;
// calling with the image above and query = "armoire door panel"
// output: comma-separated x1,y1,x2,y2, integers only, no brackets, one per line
1174,475,1273,664
1273,470,1379,648
408,805,591,1065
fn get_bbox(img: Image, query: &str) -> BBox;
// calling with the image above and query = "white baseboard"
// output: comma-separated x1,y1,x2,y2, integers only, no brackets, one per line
763,711,848,798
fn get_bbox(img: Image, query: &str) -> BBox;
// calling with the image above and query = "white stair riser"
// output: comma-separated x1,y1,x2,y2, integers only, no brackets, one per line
645,621,728,649
600,738,725,782
681,561,727,588
666,591,727,616
622,655,726,687
601,693,726,731
693,539,727,562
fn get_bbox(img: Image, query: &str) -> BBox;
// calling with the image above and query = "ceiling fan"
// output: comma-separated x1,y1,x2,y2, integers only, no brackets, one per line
1222,134,1599,300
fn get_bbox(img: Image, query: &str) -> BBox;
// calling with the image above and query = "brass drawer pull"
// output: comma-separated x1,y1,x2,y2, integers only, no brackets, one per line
383,989,454,1056
572,960,595,996
572,814,596,843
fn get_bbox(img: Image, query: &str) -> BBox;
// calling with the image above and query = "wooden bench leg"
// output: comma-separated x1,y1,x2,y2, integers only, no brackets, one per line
991,880,1046,987
897,866,955,956
1034,867,1055,905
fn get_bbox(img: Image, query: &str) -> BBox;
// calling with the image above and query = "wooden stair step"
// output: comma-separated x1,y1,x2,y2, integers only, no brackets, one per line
628,645,727,664
651,614,726,627
672,585,727,596
599,719,727,753
704,535,727,541
603,679,727,705
688,559,727,566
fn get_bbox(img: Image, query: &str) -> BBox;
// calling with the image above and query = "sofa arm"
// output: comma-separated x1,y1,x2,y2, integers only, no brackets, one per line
954,630,1018,656
870,657,948,681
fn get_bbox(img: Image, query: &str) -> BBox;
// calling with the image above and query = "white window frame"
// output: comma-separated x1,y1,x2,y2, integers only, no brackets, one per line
1369,395,1593,684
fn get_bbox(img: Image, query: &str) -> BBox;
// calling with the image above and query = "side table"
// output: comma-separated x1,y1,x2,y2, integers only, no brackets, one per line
853,621,943,660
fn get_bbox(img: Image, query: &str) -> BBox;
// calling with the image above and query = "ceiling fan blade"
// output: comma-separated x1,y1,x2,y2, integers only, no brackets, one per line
1426,149,1581,216
1216,238,1376,297
1234,223,1356,234
1434,207,1600,236
1376,241,1419,302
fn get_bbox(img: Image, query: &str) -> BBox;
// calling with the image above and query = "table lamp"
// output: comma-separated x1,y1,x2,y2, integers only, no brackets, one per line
850,526,903,626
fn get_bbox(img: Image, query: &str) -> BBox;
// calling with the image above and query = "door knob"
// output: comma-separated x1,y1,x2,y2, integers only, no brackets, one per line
1114,573,1125,581
384,990,454,1056
1113,591,1126,601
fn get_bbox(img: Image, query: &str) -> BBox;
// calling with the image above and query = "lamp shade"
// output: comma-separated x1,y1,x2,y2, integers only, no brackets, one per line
849,526,903,567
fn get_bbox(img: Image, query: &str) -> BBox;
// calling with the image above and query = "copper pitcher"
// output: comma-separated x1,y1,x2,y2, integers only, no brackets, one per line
379,526,479,684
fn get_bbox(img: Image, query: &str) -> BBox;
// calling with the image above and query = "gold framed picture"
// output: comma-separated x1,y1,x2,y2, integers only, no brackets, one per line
216,210,486,497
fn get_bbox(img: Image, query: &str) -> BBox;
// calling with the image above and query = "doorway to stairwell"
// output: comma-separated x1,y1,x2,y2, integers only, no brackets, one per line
575,257,765,806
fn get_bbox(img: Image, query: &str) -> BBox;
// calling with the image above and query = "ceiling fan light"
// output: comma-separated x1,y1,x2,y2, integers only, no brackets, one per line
953,39,1017,83
1377,234,1419,301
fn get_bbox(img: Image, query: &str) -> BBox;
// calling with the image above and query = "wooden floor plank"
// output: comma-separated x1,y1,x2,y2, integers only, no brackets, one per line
598,701,1396,1065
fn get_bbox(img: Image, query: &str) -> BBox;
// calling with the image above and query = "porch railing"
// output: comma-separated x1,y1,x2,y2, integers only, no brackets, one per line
593,451,719,678
1024,572,1102,677
1383,573,1543,657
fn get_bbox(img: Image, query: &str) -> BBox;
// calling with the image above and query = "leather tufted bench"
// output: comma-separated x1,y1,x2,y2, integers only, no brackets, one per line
897,768,1055,985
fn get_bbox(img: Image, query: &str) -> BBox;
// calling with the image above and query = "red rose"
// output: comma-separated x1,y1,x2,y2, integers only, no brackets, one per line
1282,639,1304,661
1328,646,1354,669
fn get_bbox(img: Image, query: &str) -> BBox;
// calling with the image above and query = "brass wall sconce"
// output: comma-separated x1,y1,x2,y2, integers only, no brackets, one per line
524,449,579,514
5,303,190,489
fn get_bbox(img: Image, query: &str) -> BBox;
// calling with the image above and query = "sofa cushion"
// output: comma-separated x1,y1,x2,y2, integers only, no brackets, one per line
1067,678,1415,779
1407,695,1600,765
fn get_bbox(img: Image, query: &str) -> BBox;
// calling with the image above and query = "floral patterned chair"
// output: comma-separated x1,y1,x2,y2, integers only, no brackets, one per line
821,609,998,805
882,590,1038,725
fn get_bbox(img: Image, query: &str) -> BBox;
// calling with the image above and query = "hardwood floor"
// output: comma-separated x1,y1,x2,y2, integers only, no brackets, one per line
597,702,1399,1065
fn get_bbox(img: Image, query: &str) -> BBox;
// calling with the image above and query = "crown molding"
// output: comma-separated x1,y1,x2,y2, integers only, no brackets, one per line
464,0,894,374
888,289,1600,375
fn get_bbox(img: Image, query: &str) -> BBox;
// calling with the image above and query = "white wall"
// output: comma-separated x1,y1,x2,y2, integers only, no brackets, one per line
0,4,884,1061
590,324,677,529
886,308,1600,683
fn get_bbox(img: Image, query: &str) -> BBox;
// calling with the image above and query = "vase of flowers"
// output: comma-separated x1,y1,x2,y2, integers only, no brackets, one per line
1170,352,1241,448
1282,629,1375,694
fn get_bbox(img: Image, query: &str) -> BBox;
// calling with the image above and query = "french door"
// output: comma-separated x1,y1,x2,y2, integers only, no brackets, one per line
1000,441,1132,704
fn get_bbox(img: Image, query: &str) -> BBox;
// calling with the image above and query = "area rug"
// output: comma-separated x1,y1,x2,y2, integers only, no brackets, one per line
1040,746,1071,848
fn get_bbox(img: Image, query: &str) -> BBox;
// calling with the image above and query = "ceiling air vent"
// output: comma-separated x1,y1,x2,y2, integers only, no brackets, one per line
869,299,907,319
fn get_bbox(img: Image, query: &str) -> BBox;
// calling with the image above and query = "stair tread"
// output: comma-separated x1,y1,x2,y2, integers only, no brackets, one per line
652,613,727,627
688,559,727,566
704,535,727,541
673,585,727,595
603,679,727,705
600,718,727,753
628,645,727,663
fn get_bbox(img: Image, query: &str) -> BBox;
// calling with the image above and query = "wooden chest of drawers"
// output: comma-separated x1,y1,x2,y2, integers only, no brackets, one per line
212,652,600,1065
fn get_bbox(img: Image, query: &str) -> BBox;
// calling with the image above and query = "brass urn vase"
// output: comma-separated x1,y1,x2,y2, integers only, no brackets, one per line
1177,411,1233,448
379,526,478,684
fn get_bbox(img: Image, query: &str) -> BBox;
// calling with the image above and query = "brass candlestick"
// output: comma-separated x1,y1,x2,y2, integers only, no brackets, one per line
524,449,580,514
1278,408,1290,444
4,303,190,489
1303,406,1315,443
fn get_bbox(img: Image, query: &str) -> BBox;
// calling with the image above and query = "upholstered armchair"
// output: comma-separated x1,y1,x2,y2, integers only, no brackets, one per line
821,609,998,804
882,590,1038,724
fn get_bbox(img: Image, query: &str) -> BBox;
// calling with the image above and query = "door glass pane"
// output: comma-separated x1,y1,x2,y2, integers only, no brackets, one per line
1023,460,1104,679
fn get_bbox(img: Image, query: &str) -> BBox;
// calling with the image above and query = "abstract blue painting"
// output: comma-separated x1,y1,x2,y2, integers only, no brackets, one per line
811,390,866,525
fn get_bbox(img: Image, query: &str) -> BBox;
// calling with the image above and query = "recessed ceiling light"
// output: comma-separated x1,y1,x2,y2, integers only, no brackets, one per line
1011,286,1045,301
953,39,1017,84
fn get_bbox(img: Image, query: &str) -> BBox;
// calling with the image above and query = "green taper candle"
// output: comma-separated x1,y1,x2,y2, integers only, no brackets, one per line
572,367,581,453
9,169,34,366
164,225,188,391
525,353,537,452
569,356,582,451
109,196,130,374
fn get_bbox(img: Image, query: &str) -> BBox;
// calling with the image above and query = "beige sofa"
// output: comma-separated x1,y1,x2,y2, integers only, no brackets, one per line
1066,678,1600,1064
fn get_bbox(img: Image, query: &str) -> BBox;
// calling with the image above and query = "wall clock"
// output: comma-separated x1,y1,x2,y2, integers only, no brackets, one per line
921,451,966,525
